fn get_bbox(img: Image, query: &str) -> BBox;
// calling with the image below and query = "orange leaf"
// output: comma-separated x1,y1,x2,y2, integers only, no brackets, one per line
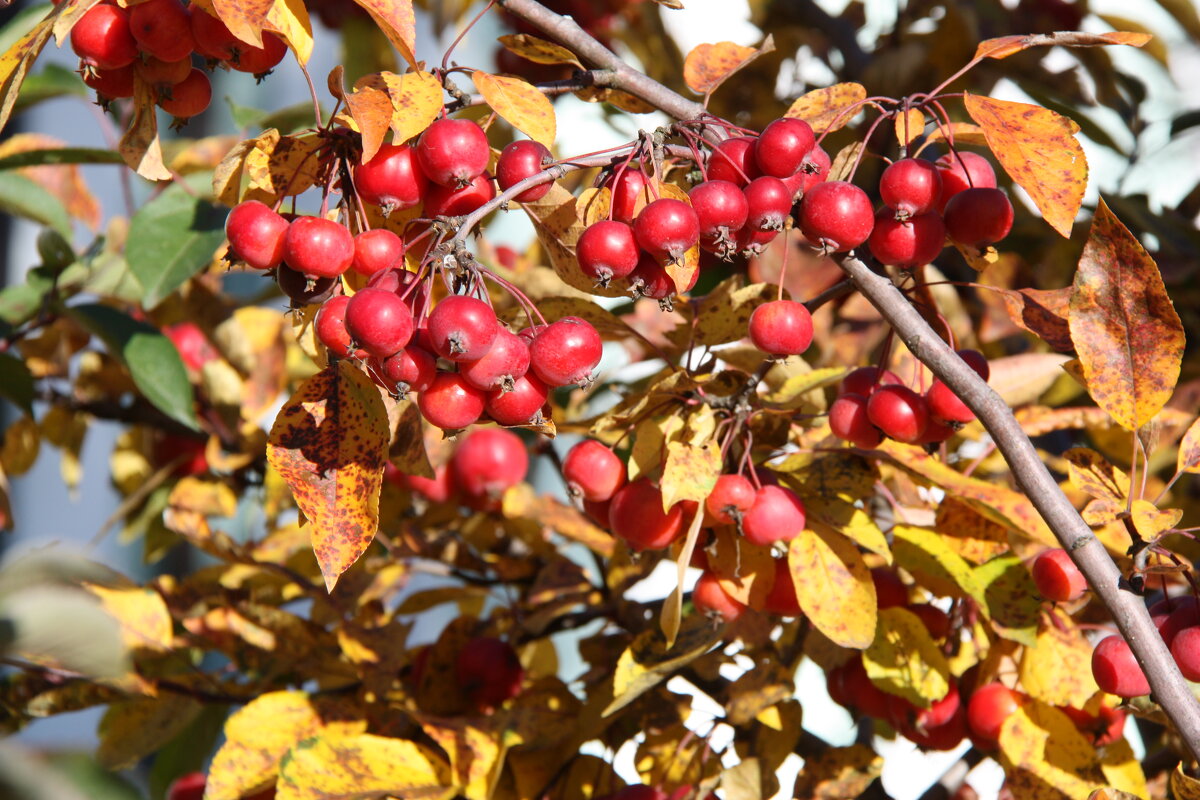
266,360,389,591
211,0,271,48
497,33,581,68
963,93,1086,238
1067,199,1184,431
345,79,393,164
264,0,312,66
894,109,925,148
784,82,867,134
923,122,989,148
119,78,170,181
682,38,772,96
992,285,1074,351
975,31,1152,61
474,71,556,148
349,0,416,69
0,12,58,136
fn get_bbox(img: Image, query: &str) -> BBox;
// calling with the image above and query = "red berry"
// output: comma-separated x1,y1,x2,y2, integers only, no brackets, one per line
460,327,530,391
608,478,685,551
423,173,497,218
747,299,813,357
628,254,677,301
935,151,996,212
230,32,287,74
707,136,760,187
872,567,908,608
755,117,815,178
944,188,1013,248
428,296,499,361
840,366,903,396
135,55,192,90
705,474,755,525
902,704,966,751
880,158,942,217
798,181,875,252
496,139,553,202
315,295,359,358
157,68,211,121
452,428,528,499
283,216,355,278
577,220,639,286
344,288,413,359
529,316,602,387
634,198,700,262
374,346,436,395
791,144,831,199
763,558,801,616
128,0,194,62
906,603,951,639
836,658,890,718
455,637,524,712
164,322,218,372
602,168,648,223
926,351,988,425
966,682,1020,749
1060,703,1126,748
276,265,336,305
829,393,883,448
417,118,491,187
690,180,748,259
1091,635,1150,698
167,771,207,800
485,373,549,426
868,208,945,269
741,485,806,547
1158,597,1200,647
417,372,486,430
83,63,136,99
226,200,289,270
351,229,405,277
189,9,240,61
891,682,961,731
1171,627,1200,681
1030,549,1087,604
693,571,746,622
71,5,138,70
743,176,794,232
867,385,929,444
355,143,428,213
401,463,457,503
562,439,626,502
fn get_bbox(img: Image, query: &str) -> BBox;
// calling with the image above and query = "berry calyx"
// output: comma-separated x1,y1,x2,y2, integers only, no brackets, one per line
562,439,627,503
743,176,794,232
747,299,813,357
705,473,755,525
417,118,491,187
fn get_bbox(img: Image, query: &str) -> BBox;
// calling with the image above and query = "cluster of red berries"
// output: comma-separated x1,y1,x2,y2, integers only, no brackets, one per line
386,428,528,512
828,352,989,448
1090,590,1200,700
69,0,287,121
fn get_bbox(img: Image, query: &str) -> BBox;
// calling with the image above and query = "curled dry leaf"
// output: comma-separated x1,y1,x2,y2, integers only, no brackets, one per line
498,33,582,68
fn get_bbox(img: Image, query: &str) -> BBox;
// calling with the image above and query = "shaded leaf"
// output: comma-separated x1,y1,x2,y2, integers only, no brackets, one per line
126,176,226,308
502,484,614,557
784,82,866,134
863,607,950,706
604,617,719,717
789,527,876,649
974,556,1041,646
792,745,883,800
891,525,983,604
992,286,1074,351
683,37,773,96
277,733,452,800
83,584,172,654
0,351,35,415
347,0,416,67
475,71,556,148
0,585,127,678
1177,416,1200,474
0,146,122,169
97,695,201,770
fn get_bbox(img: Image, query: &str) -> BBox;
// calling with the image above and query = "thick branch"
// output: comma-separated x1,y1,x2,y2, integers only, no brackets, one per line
836,253,1200,761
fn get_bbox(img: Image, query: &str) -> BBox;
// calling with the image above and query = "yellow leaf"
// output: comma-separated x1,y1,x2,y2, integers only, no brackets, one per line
347,0,416,68
1064,447,1129,504
97,695,202,770
924,122,989,147
894,109,925,147
1171,764,1200,800
1068,199,1184,431
497,33,581,68
973,556,1042,646
243,129,323,205
792,745,883,800
379,70,443,143
83,584,173,653
414,718,504,800
605,618,720,717
789,527,876,649
998,701,1106,800
1098,739,1147,799
474,71,556,148
1176,415,1200,474
1131,499,1180,539
501,483,614,557
265,0,312,65
891,525,984,603
210,0,271,48
682,38,773,96
707,527,776,608
207,691,367,800
784,82,867,134
660,440,721,512
276,733,453,800
974,31,1152,61
863,607,950,706
661,505,705,647
266,361,389,591
119,78,170,181
1018,612,1100,708
0,12,57,136
964,93,1086,238
213,137,257,206
345,78,393,163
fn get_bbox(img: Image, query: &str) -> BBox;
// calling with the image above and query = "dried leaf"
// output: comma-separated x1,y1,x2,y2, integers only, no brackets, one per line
497,33,581,68
1069,199,1184,431
975,31,1152,60
243,130,323,209
964,93,1086,238
863,607,950,706
414,717,504,800
993,286,1074,351
604,618,719,717
265,0,312,65
276,733,452,800
784,82,867,134
790,527,876,649
378,70,443,143
792,745,882,800
119,79,170,181
474,71,556,148
683,37,773,96
266,361,389,591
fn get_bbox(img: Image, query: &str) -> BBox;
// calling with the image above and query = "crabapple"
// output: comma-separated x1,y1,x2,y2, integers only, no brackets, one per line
798,181,875,252
1031,548,1087,603
754,117,815,178
967,682,1021,749
226,200,289,270
1091,635,1150,698
417,373,487,430
705,474,756,525
529,316,603,387
452,428,528,500
747,299,813,357
427,295,499,362
455,637,524,712
354,143,427,213
496,139,553,202
417,118,490,187
880,158,942,217
283,217,355,278
562,439,626,502
608,478,684,551
741,485,806,547
693,571,746,622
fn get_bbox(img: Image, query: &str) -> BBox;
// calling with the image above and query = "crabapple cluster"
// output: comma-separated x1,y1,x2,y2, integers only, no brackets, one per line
828,351,989,448
1091,592,1200,700
69,0,287,123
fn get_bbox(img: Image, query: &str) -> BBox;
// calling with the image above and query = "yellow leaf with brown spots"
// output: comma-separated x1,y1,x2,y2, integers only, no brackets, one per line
998,701,1106,800
497,33,581,68
924,122,989,147
784,82,867,134
683,38,773,96
276,733,452,800
244,130,323,205
266,361,389,591
119,79,170,181
379,70,443,143
994,285,1074,352
964,93,1085,238
97,695,201,770
1068,198,1184,431
863,607,950,706
265,0,312,65
83,584,173,653
790,527,876,649
0,12,57,136
475,71,556,148
1171,764,1200,800
210,0,272,48
414,717,504,800
1064,447,1129,504
1131,499,1180,539
894,109,925,147
975,31,1151,61
206,691,367,800
347,0,416,67
660,440,721,513
1018,612,1100,708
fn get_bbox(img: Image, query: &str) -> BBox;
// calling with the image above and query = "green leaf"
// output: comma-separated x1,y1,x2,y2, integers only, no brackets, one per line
0,353,35,415
0,173,71,238
12,65,88,115
125,175,226,308
0,265,56,326
0,147,123,170
69,303,198,430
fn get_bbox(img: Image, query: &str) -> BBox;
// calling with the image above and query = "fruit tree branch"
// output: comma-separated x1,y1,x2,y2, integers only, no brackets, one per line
835,253,1200,761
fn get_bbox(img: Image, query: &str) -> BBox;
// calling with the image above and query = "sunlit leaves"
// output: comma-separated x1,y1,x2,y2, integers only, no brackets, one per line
475,71,556,148
119,78,170,181
784,82,867,134
276,733,453,800
863,607,950,706
789,527,876,649
347,0,416,68
974,30,1152,61
683,37,773,97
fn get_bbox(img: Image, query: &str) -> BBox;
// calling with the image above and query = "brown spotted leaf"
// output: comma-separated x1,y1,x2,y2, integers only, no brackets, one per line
660,440,721,512
119,79,171,181
789,527,876,649
378,70,443,144
863,607,950,706
475,71,555,148
993,286,1074,351
792,745,882,800
975,31,1152,60
276,733,453,800
683,38,773,96
1064,447,1129,504
243,130,323,205
998,702,1106,799
266,361,389,591
925,122,989,147
347,0,416,68
784,83,867,134
604,618,720,717
1177,416,1200,474
211,0,273,48
964,93,1086,238
265,0,312,64
497,33,581,68
1068,199,1184,431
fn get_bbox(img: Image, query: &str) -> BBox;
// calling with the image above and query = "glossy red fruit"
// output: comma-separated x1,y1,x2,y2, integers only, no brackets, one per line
608,478,685,551
165,322,218,372
428,295,499,362
935,151,997,212
840,366,903,396
1157,596,1200,647
189,9,240,61
903,705,966,751
829,393,883,448
83,63,136,99
1170,626,1200,681
135,55,192,90
562,439,626,502
634,199,700,262
798,181,875,252
689,179,749,241
72,5,138,70
891,682,961,731
344,288,413,358
417,372,487,430
350,229,405,276
158,68,211,120
944,188,1014,248
741,485,806,547
602,167,648,223
167,771,207,800
907,602,952,639
417,118,491,187
486,373,549,426
496,139,553,202
628,254,676,301
706,474,756,525
314,295,358,358
529,316,603,387
748,299,813,357
707,136,760,187
872,567,908,608
880,158,942,217
743,176,794,232
763,558,802,616
230,32,287,75
276,265,336,305
1091,635,1150,698
354,143,427,213
693,571,746,622
424,173,496,218
577,220,639,285
129,0,194,62
967,682,1020,749
1031,548,1087,603
452,428,528,499
867,385,929,444
226,200,289,270
375,346,436,395
455,637,524,712
460,328,530,391
283,217,355,278
868,208,945,269
755,117,815,178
